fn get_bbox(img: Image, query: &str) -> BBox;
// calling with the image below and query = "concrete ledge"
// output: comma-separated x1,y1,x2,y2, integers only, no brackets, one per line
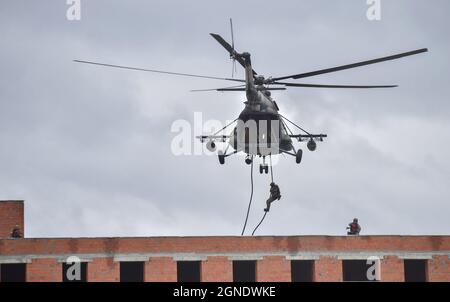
286,255,320,260
397,254,433,260
228,255,264,261
56,257,93,263
113,255,150,262
338,254,385,260
173,255,207,261
0,257,32,264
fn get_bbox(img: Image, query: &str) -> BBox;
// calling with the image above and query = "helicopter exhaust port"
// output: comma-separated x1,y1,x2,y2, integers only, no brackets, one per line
206,140,216,152
307,139,317,152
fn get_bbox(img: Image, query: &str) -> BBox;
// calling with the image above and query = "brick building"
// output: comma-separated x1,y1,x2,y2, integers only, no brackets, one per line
0,200,449,282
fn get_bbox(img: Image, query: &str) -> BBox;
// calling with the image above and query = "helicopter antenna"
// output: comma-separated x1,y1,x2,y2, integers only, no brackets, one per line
230,18,237,78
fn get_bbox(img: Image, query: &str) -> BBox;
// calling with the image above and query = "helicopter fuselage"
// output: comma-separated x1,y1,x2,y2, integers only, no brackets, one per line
229,52,293,156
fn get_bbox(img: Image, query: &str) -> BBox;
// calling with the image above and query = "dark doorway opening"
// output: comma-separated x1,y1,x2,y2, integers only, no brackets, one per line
62,262,87,282
0,264,26,282
404,260,428,282
291,260,314,282
343,260,376,282
120,262,144,282
233,260,256,282
177,261,201,282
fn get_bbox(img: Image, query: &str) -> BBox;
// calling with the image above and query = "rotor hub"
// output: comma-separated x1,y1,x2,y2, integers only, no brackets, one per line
254,75,265,85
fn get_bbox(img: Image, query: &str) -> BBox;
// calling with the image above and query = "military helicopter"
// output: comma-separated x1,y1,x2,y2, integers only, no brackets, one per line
74,20,428,174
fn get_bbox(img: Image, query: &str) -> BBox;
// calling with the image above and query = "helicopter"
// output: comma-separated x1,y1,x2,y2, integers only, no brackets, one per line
74,20,428,174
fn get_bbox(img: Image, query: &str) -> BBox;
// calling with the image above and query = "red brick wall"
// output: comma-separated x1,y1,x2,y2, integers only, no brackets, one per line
201,256,232,282
257,256,291,282
145,257,177,282
1,202,449,282
314,256,342,282
0,233,449,282
0,200,24,238
2,236,449,256
88,257,119,282
381,256,404,282
428,255,450,282
2,255,450,282
9,254,449,282
26,258,62,282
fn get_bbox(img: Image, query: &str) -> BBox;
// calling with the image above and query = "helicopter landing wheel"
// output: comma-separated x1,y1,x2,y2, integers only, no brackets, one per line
260,164,269,174
218,151,225,165
296,149,303,164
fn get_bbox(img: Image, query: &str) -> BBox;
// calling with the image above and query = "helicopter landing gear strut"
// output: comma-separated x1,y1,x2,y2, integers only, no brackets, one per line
217,150,238,165
259,164,269,174
217,145,238,165
281,145,303,164
259,156,269,174
296,149,303,164
218,151,225,165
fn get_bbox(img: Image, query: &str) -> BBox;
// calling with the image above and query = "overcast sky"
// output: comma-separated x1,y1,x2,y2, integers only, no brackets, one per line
0,0,449,237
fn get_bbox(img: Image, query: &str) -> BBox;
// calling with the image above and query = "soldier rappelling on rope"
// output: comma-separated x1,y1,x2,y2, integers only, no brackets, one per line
264,182,281,212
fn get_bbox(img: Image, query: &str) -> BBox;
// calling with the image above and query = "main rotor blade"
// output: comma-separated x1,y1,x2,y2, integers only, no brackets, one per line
274,82,398,89
216,87,286,92
271,48,428,81
190,84,245,92
73,60,245,83
209,33,257,75
230,18,235,50
230,19,236,78
191,86,286,92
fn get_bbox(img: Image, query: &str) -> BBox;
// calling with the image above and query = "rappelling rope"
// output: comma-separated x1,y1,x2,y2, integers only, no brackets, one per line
240,158,254,236
269,154,274,183
252,154,274,236
252,211,267,236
